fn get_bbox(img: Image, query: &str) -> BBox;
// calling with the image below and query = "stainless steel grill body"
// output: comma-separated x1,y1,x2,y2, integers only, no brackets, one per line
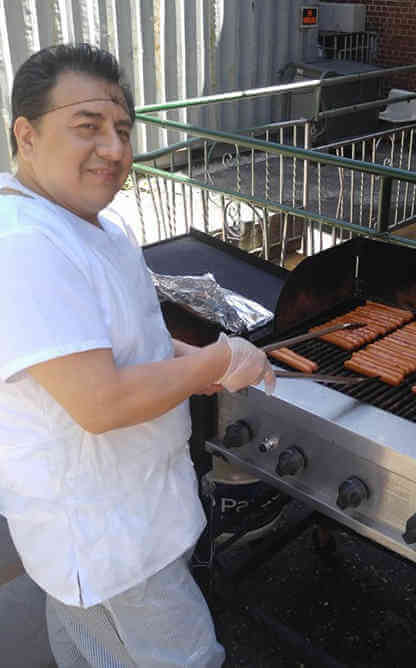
207,380,416,562
144,231,416,561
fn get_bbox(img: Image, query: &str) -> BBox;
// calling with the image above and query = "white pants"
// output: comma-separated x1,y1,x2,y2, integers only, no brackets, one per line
46,555,225,668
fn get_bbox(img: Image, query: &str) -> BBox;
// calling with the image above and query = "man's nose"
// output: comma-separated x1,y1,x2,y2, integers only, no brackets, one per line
95,127,124,160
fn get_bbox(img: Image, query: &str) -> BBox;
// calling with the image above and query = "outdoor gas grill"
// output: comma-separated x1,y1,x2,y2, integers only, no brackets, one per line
205,234,416,564
143,229,416,665
145,229,416,563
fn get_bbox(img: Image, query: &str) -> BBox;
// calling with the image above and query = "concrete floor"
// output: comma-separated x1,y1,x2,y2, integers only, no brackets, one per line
394,221,416,239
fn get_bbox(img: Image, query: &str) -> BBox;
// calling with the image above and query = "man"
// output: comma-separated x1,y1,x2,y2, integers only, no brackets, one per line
0,43,275,667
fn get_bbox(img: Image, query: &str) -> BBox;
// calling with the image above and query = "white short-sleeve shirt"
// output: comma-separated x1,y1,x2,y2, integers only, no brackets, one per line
0,174,206,607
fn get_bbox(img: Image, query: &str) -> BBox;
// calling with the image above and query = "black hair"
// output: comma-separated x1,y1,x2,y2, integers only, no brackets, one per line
10,43,135,156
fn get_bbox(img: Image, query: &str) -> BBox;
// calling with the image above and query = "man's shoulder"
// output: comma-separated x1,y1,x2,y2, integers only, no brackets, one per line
0,191,59,239
0,173,43,229
0,194,90,275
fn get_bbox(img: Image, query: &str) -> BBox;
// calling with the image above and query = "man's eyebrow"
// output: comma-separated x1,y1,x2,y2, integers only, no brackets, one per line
71,109,133,127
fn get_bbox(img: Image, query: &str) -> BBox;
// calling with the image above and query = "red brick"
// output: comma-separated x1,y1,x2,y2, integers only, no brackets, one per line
319,0,415,87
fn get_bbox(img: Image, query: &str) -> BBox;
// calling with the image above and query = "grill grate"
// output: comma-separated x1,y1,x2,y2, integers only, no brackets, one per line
275,337,416,423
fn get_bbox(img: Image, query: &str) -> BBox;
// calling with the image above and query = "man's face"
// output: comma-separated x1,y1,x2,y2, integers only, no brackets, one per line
15,71,133,223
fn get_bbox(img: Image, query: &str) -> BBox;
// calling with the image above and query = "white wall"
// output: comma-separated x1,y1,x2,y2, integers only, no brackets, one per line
0,0,320,170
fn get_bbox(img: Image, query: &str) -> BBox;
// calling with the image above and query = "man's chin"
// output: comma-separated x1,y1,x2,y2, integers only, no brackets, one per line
89,190,119,212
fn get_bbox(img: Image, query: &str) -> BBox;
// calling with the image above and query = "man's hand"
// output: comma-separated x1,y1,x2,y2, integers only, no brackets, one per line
216,333,276,395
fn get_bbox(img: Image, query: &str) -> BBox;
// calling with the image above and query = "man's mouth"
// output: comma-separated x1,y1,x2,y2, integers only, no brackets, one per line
89,168,118,183
90,168,116,175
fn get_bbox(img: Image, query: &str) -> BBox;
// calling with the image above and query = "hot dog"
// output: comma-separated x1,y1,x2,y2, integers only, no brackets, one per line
269,347,318,373
350,350,409,376
344,358,402,386
376,339,416,359
391,328,416,342
355,308,401,329
373,334,416,350
352,350,412,375
366,300,414,322
368,343,416,365
356,341,414,366
310,301,413,353
339,316,384,336
318,333,357,350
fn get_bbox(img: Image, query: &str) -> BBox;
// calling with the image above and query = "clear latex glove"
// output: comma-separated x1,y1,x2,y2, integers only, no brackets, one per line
217,332,276,395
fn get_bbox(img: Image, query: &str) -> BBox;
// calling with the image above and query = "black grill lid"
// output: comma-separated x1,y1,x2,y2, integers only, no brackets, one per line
358,238,416,309
274,239,357,337
273,237,416,337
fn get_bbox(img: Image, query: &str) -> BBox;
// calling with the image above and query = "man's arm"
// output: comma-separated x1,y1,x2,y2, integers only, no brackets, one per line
28,341,230,434
172,339,200,357
173,338,224,396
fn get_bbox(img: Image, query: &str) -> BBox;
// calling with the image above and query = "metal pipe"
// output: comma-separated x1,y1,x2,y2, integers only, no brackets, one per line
133,119,310,164
317,93,416,120
136,79,323,113
317,122,416,152
378,177,393,233
133,136,200,162
132,162,416,249
320,64,416,86
135,65,416,114
135,112,416,183
303,122,310,254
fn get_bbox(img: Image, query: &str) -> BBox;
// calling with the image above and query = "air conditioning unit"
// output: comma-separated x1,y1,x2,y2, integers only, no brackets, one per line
319,3,366,33
281,59,383,145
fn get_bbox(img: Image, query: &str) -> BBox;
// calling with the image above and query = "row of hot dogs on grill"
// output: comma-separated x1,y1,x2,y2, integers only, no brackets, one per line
269,300,416,389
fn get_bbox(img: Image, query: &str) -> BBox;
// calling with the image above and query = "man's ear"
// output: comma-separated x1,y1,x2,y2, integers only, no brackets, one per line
13,117,38,159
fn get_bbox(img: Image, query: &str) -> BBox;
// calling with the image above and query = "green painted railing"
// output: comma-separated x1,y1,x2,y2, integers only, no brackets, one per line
133,78,416,254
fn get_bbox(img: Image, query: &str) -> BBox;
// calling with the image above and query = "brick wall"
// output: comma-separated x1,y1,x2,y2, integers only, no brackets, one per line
320,1,416,89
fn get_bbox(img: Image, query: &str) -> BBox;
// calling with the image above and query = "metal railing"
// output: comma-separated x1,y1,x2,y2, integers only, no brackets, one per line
132,71,416,267
316,122,416,240
133,117,312,256
318,31,378,64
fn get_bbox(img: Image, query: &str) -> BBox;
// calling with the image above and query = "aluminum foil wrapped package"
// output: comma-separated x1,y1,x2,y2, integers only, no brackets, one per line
151,271,273,334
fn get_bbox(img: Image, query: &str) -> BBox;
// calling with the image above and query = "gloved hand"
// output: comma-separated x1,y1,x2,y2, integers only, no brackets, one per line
216,332,276,395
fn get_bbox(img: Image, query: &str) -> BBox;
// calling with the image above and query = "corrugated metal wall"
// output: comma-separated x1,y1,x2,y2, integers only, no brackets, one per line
0,0,320,170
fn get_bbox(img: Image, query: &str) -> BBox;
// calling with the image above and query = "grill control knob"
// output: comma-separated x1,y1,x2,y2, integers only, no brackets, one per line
276,446,306,477
336,476,369,510
223,420,253,449
259,434,280,453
